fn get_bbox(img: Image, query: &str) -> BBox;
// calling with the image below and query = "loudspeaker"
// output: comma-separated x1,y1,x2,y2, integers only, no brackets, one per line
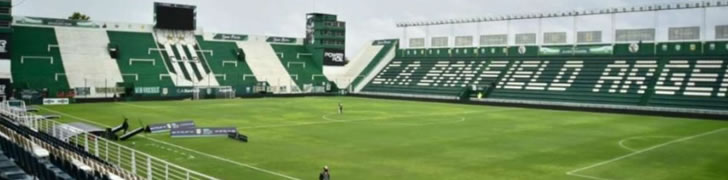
235,48,246,61
108,43,119,59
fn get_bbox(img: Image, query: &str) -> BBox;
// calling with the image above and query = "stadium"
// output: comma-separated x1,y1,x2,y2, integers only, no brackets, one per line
0,0,727,179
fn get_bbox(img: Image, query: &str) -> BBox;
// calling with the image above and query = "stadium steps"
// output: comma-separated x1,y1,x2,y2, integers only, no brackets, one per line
195,36,258,94
0,148,32,180
107,31,175,88
646,59,728,110
271,44,327,88
54,27,124,98
361,57,728,110
235,41,298,93
164,43,194,82
174,43,199,81
352,41,397,92
322,40,397,90
10,26,70,97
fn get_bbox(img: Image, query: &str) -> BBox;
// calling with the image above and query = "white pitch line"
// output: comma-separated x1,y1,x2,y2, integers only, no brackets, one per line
567,172,611,180
567,128,727,179
38,106,301,180
617,136,676,152
141,135,301,180
617,138,638,152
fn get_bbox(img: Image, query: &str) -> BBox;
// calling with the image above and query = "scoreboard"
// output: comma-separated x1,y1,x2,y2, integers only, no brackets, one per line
154,2,196,30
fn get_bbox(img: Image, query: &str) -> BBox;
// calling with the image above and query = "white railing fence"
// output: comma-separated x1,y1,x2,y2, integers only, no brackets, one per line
0,102,218,180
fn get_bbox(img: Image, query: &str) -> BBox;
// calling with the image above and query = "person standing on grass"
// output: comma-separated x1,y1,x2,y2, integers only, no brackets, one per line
319,166,331,180
338,103,343,114
121,117,129,134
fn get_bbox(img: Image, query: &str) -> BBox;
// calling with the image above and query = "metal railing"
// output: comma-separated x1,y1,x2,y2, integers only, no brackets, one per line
0,102,219,180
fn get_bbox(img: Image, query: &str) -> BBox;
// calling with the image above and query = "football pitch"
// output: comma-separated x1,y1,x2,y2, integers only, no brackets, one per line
37,96,728,180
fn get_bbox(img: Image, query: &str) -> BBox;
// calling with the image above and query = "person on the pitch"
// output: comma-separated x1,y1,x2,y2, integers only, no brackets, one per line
121,118,129,134
319,166,331,180
338,103,343,114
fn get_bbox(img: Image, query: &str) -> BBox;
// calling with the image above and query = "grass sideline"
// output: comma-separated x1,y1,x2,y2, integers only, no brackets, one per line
39,96,728,180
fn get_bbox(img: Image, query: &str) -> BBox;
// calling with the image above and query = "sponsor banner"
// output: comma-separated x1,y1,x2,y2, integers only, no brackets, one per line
0,33,9,59
539,45,613,55
323,48,346,66
147,120,196,133
134,87,160,94
372,39,396,46
176,87,198,94
212,33,248,41
170,127,238,137
266,36,297,43
43,98,70,105
14,16,100,28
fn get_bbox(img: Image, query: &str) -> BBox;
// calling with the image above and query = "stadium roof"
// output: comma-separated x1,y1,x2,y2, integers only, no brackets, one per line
396,1,728,27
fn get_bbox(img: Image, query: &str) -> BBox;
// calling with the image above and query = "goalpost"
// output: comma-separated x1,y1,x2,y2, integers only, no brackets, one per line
192,86,235,100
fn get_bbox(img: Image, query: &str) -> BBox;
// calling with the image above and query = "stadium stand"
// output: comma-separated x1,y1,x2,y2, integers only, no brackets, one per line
271,44,328,89
0,135,33,180
0,100,215,179
10,26,70,97
156,30,220,87
195,36,258,94
649,59,728,109
359,45,728,111
489,59,654,105
236,41,299,93
343,40,398,92
0,119,127,180
107,31,176,88
55,27,124,98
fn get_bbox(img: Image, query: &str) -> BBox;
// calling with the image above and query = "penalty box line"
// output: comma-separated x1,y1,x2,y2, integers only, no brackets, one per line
38,106,302,180
566,128,727,180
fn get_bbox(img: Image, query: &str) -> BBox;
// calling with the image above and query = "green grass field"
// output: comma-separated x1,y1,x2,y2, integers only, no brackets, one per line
37,96,728,180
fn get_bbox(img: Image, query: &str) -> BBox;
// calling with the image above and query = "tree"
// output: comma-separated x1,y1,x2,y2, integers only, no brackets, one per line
68,12,90,21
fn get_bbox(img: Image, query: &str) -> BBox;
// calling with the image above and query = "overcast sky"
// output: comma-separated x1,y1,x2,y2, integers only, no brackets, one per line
12,0,727,56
